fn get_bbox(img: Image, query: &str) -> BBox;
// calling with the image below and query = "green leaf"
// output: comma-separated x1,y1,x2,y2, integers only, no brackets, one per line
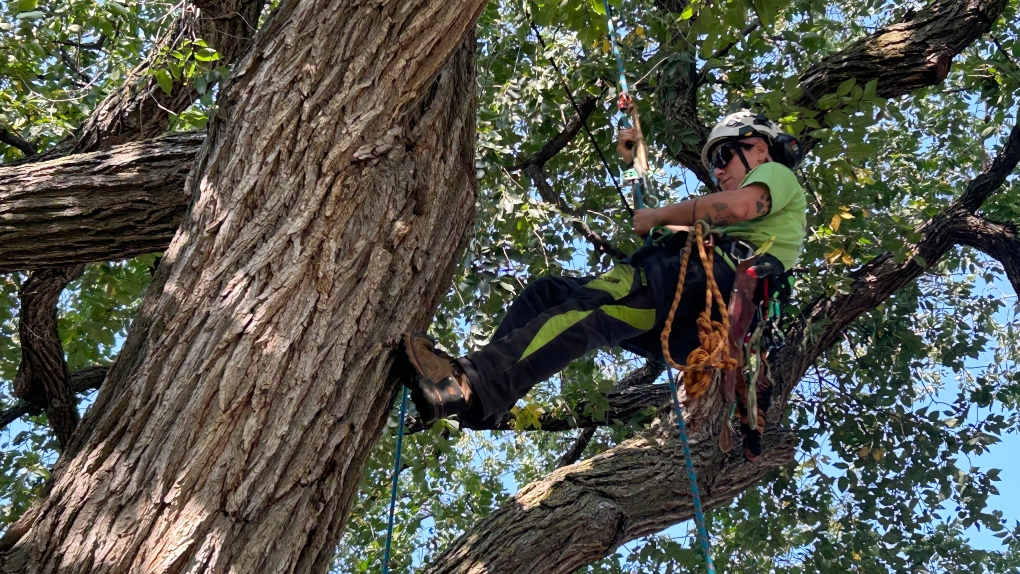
863,79,878,100
16,0,38,12
107,1,129,16
16,10,45,20
678,5,694,20
154,70,173,96
836,78,856,96
590,0,606,16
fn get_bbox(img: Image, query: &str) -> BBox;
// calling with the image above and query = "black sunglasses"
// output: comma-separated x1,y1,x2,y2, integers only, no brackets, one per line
710,140,757,170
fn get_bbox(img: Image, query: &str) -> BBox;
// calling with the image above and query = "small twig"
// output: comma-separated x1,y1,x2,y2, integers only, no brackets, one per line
57,35,108,51
696,22,760,84
989,34,1019,71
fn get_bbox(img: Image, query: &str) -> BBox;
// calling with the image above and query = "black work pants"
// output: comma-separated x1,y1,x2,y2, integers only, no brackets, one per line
457,238,739,420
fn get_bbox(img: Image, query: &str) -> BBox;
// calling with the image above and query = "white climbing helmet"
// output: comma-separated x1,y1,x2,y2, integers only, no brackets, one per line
701,109,784,170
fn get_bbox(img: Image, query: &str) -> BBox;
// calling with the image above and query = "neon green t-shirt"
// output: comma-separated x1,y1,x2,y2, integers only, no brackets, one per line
716,162,806,270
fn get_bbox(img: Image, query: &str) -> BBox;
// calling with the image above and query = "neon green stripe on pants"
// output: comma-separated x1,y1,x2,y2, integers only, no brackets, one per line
518,309,593,362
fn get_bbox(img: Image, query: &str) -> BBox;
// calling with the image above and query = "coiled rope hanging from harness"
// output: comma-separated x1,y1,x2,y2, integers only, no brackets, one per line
600,2,715,571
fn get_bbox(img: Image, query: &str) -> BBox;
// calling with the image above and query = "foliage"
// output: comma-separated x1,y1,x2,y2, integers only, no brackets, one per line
1,0,1020,571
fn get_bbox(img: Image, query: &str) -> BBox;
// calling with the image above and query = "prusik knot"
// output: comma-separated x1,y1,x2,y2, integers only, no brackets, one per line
660,221,737,399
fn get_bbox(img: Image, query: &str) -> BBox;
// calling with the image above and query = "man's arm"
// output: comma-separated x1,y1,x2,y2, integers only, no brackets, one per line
633,185,772,235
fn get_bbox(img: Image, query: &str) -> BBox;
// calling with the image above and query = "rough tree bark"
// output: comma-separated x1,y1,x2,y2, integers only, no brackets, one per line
0,0,485,572
0,134,201,273
12,265,86,448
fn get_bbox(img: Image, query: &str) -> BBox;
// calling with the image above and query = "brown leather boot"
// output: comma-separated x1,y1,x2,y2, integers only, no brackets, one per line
403,333,473,423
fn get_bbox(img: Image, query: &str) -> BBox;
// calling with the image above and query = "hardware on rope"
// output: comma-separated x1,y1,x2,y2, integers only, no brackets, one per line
600,3,714,571
381,387,409,574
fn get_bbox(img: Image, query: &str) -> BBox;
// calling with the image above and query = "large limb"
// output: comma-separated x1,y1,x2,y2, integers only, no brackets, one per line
420,120,1020,574
13,266,86,448
659,0,1008,175
0,134,200,273
949,214,1020,294
0,0,487,570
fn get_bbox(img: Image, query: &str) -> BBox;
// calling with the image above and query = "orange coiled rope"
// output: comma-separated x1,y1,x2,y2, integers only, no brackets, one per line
660,221,737,398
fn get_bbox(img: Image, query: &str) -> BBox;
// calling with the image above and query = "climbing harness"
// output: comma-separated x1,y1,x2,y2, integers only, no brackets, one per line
381,387,409,574
600,2,714,571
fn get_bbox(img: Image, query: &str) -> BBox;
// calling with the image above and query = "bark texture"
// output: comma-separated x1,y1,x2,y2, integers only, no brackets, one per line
0,133,200,273
950,214,1020,294
423,416,796,574
0,0,485,571
12,265,86,448
795,0,1006,109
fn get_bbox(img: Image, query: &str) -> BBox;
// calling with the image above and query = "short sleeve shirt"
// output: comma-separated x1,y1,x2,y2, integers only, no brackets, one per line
716,162,806,270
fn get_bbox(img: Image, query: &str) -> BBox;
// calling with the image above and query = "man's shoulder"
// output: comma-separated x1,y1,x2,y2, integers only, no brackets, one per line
744,162,798,185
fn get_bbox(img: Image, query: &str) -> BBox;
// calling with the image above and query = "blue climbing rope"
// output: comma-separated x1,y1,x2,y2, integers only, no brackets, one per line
666,368,716,573
601,2,715,571
381,387,409,574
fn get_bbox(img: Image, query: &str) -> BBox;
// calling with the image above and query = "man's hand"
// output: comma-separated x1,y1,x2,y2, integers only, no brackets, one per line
617,127,642,164
632,207,661,236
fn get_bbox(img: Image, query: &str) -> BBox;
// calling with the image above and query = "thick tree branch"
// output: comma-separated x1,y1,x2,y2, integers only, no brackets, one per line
0,133,200,273
423,416,797,574
0,126,37,158
950,214,1020,294
796,0,1006,146
0,366,108,430
556,428,596,468
516,95,599,169
13,266,86,448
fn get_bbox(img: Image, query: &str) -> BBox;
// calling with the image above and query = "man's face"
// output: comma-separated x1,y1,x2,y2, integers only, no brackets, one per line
711,137,769,191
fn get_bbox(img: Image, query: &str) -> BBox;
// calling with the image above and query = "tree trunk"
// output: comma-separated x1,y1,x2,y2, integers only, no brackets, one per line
0,0,485,571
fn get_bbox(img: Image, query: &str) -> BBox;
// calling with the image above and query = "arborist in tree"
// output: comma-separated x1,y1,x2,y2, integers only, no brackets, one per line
404,109,806,460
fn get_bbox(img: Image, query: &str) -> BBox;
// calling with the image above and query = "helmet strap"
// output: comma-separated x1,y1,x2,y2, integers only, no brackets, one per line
734,145,753,173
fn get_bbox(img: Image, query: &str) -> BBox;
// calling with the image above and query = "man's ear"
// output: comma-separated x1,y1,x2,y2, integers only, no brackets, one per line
754,138,771,163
